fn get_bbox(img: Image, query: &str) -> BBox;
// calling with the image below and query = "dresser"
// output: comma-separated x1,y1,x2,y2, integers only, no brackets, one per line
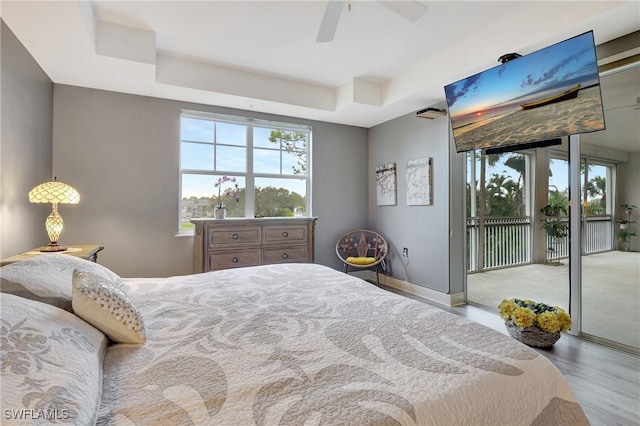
190,217,317,273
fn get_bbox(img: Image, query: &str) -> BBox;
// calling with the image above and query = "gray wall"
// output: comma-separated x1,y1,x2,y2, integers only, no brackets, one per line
448,134,466,295
0,21,53,258
52,85,368,277
368,112,453,293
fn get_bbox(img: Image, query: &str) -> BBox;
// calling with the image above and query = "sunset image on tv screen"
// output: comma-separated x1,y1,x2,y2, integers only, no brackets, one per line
445,31,606,153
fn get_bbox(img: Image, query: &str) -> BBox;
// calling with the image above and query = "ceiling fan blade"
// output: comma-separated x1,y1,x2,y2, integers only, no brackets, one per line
316,0,344,43
377,1,428,22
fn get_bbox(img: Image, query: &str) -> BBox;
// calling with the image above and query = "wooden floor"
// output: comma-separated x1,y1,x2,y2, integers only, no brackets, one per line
383,285,640,426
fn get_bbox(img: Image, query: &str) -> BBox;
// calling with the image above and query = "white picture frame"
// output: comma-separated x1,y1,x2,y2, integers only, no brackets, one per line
376,163,397,206
406,157,433,206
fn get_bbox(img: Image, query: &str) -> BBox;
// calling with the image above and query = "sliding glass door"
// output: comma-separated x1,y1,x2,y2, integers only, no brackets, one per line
578,62,640,351
465,148,570,312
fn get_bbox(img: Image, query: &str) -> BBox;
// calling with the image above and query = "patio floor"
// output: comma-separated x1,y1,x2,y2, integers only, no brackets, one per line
467,250,640,349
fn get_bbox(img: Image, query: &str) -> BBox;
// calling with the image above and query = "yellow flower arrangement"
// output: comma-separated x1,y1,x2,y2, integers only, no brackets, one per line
498,298,572,333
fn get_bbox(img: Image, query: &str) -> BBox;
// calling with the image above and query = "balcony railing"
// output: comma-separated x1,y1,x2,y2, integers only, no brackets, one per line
467,216,531,272
583,215,613,254
545,217,568,262
468,215,613,272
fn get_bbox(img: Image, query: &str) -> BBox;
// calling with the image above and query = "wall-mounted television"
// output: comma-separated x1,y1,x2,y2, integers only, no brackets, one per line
444,31,606,153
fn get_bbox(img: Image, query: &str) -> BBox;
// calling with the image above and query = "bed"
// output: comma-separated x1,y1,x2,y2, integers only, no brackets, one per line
1,255,589,425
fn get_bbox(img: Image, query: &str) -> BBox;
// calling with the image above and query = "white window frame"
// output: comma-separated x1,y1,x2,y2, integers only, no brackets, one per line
179,110,312,233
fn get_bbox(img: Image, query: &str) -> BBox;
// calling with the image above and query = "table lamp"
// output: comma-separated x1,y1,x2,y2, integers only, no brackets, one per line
28,177,80,252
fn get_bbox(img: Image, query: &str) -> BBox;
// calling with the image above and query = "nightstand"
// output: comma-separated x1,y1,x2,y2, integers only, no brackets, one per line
0,244,104,266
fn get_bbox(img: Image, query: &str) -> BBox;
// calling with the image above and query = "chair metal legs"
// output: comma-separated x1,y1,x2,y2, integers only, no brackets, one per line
343,263,380,287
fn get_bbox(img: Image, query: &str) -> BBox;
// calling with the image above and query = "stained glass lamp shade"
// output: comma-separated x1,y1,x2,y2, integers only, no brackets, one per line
28,178,80,252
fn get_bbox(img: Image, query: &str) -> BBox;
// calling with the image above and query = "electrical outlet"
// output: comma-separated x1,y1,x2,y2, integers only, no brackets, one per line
402,247,408,257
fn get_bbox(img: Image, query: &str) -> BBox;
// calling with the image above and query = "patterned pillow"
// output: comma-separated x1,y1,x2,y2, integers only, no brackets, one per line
0,293,108,425
0,254,124,312
72,269,146,344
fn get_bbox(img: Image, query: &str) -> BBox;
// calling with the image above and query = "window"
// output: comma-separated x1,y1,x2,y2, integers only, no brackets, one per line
179,110,311,233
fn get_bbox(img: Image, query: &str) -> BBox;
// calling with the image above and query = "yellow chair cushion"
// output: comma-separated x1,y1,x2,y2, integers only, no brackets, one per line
346,256,376,265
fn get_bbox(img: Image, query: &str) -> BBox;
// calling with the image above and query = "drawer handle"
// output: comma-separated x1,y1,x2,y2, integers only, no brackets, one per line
233,233,239,239
282,253,289,259
233,257,239,263
282,232,289,237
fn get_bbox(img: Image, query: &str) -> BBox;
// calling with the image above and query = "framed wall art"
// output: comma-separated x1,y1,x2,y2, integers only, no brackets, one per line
406,157,433,206
376,162,397,206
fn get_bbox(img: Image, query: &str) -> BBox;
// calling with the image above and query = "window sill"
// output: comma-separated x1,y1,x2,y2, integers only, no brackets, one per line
175,232,194,238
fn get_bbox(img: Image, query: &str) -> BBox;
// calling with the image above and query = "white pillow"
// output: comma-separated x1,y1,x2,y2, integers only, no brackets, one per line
0,253,124,312
1,293,108,425
72,269,146,344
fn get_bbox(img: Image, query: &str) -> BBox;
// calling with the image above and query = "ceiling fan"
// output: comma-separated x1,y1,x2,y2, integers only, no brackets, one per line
316,0,428,43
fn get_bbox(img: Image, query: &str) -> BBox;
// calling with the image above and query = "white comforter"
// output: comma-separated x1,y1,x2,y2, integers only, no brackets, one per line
98,263,588,425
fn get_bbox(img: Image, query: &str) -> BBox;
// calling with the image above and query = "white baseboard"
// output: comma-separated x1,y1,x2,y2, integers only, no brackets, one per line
351,271,465,307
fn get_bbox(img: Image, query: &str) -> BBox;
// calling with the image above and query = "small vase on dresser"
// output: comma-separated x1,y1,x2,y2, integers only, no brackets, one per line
214,207,226,219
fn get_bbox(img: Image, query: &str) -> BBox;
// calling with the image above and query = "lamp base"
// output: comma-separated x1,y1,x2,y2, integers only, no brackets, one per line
40,243,67,252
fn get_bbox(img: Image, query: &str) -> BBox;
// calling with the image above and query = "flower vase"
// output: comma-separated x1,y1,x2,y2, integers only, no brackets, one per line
214,207,226,219
504,321,561,348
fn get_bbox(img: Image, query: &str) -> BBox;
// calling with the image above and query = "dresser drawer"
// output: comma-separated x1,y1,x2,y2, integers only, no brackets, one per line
263,246,308,264
208,226,261,247
208,249,261,270
263,225,307,244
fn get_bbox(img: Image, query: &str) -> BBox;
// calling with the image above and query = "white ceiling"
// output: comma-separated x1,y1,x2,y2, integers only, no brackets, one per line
2,0,639,150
